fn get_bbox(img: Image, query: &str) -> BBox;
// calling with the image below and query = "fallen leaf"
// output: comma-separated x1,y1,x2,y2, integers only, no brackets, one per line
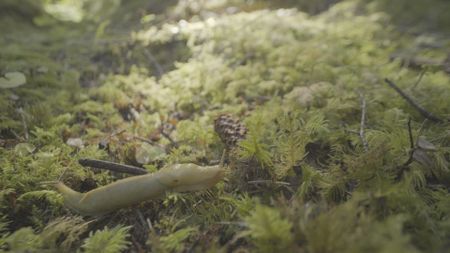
0,72,26,88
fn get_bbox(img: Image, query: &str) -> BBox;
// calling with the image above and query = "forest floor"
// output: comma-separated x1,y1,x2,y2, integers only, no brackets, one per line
0,0,449,252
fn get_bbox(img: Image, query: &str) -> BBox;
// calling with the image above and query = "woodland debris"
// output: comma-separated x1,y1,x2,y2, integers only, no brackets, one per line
78,159,148,175
214,114,247,149
384,78,444,123
0,72,26,88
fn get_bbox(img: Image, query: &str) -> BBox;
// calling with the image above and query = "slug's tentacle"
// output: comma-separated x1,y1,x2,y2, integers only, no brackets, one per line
54,163,225,216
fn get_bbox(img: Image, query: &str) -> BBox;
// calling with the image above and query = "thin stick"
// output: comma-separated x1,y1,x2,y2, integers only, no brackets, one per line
396,118,416,180
133,135,156,145
10,129,21,140
407,118,414,150
247,180,291,186
143,48,164,78
358,92,369,152
133,135,165,149
110,129,126,137
412,70,426,89
219,149,226,167
384,79,443,123
402,117,415,168
78,159,148,175
135,210,149,233
160,131,177,146
58,167,69,181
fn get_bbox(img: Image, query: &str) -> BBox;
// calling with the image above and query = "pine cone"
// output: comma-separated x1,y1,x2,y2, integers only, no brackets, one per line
214,114,247,149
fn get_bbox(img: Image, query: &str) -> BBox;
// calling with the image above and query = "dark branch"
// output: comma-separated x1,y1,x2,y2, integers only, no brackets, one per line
160,131,176,145
158,123,179,148
384,78,443,123
407,118,414,150
78,159,148,175
396,118,416,180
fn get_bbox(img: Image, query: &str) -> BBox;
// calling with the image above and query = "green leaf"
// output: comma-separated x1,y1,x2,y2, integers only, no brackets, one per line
0,72,26,88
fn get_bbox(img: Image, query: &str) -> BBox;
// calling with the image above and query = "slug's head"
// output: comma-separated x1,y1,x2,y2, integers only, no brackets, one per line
158,163,225,192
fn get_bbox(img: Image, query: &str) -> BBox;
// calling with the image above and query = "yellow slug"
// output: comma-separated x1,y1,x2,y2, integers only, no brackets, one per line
55,163,225,216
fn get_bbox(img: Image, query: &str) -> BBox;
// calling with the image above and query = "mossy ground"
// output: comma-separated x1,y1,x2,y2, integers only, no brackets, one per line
0,0,449,252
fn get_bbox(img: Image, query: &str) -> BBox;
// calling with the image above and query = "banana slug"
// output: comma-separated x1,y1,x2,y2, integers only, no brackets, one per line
54,163,225,216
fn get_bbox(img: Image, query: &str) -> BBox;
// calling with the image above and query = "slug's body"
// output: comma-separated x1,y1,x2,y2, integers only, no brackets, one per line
55,163,225,216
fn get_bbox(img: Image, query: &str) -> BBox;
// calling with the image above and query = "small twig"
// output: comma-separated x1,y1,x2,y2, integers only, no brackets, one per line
10,129,21,140
158,114,179,148
58,167,69,182
133,135,155,144
130,236,144,253
78,159,148,175
99,129,126,150
417,119,428,136
407,118,414,150
412,70,426,89
135,210,149,232
396,118,416,180
110,129,126,137
247,180,291,186
160,131,176,145
143,48,164,79
159,126,179,148
384,78,443,123
401,118,415,168
133,135,165,149
358,92,369,152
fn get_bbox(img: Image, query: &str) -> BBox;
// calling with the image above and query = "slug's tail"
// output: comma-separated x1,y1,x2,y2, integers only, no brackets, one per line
52,182,85,214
